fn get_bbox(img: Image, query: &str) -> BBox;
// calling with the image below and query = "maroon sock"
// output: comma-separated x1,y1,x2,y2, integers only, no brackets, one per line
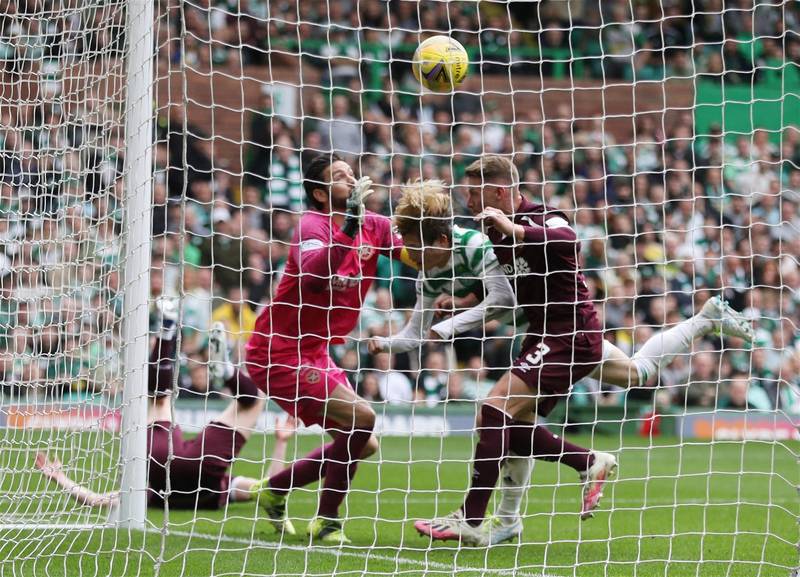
224,370,262,408
509,422,594,473
317,427,373,519
268,442,333,495
461,404,510,526
148,337,177,395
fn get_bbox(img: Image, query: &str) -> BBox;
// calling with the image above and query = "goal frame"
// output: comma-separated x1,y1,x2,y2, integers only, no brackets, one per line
113,0,155,532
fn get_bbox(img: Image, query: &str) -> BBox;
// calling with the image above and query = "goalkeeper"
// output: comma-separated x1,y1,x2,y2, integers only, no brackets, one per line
244,153,408,544
36,300,297,511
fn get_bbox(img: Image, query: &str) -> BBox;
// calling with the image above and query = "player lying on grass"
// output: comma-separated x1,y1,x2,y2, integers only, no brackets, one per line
36,303,297,511
414,154,755,546
367,179,516,356
244,153,409,544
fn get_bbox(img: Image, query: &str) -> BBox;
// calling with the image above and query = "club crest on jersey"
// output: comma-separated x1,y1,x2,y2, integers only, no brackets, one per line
305,369,321,384
358,244,375,261
503,257,531,275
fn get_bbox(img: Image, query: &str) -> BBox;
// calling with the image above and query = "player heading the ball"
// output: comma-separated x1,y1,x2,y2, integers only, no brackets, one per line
368,178,515,355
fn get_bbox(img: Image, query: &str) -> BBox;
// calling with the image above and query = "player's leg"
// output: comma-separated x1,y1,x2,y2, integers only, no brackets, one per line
255,359,376,544
415,370,534,545
486,415,616,542
483,451,533,544
228,417,300,502
506,415,616,521
305,381,377,544
487,332,616,536
592,296,753,387
210,371,267,441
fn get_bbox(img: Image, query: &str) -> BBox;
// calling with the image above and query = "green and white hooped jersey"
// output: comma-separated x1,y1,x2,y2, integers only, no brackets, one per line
418,226,498,299
377,225,518,352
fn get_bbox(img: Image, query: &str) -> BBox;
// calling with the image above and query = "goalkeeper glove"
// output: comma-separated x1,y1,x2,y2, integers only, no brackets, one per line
341,176,374,238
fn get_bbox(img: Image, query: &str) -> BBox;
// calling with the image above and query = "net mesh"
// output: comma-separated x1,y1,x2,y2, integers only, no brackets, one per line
0,0,127,529
2,1,799,576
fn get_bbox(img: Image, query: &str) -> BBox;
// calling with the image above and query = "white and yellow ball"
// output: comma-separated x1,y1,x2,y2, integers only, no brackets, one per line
412,35,469,92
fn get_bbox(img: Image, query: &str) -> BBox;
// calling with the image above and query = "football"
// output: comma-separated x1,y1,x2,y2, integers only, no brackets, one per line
412,35,469,92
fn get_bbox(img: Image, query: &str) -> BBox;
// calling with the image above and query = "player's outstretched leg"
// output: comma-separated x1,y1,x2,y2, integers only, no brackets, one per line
208,322,265,408
208,322,235,384
700,296,754,340
632,295,753,385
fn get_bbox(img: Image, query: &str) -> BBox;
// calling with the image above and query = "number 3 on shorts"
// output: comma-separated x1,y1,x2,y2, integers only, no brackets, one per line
518,342,551,372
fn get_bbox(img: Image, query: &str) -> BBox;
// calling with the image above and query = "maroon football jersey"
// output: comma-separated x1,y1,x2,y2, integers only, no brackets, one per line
487,198,600,336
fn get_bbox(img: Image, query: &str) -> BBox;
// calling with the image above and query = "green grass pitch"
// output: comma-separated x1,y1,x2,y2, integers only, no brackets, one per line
1,434,797,576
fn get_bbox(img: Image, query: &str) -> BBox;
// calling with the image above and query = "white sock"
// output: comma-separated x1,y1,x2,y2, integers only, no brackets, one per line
159,323,176,341
632,314,714,384
223,360,235,381
495,453,534,521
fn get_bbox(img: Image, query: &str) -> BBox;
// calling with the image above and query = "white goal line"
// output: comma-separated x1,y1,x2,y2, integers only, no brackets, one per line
160,528,564,577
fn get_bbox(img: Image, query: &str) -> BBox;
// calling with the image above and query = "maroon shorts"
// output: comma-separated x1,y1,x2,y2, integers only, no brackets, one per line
511,329,603,417
147,421,246,510
246,350,351,428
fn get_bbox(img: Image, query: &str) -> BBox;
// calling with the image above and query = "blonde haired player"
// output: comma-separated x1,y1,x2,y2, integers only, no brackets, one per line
368,179,515,355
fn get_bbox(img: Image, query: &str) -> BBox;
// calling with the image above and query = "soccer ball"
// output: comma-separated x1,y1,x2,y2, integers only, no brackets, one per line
412,35,469,92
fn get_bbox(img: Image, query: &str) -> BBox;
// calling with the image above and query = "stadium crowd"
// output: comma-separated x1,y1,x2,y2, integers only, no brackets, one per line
0,1,798,415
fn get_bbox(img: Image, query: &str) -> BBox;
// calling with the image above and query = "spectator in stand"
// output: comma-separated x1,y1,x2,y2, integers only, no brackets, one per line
318,95,363,157
358,372,383,403
416,350,456,407
244,88,274,188
718,373,759,411
373,352,413,405
675,350,719,408
267,133,304,213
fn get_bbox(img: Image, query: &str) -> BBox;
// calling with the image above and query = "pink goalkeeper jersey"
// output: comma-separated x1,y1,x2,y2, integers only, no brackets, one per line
246,211,402,363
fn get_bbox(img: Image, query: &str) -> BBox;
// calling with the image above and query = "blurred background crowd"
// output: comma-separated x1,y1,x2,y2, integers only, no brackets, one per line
0,0,798,415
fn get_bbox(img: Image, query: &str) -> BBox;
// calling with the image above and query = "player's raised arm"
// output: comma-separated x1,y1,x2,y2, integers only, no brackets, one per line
296,154,375,291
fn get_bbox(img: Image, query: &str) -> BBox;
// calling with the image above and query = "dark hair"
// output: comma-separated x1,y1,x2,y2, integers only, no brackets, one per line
303,153,342,210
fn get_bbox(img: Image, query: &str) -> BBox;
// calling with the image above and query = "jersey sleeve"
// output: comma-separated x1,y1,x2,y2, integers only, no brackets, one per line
521,215,578,244
373,279,436,353
430,236,516,339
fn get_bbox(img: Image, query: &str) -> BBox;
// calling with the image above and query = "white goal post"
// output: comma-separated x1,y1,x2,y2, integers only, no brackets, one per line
0,0,153,531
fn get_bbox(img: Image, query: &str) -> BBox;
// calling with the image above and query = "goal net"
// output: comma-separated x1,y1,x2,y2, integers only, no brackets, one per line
2,1,798,576
0,0,152,532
